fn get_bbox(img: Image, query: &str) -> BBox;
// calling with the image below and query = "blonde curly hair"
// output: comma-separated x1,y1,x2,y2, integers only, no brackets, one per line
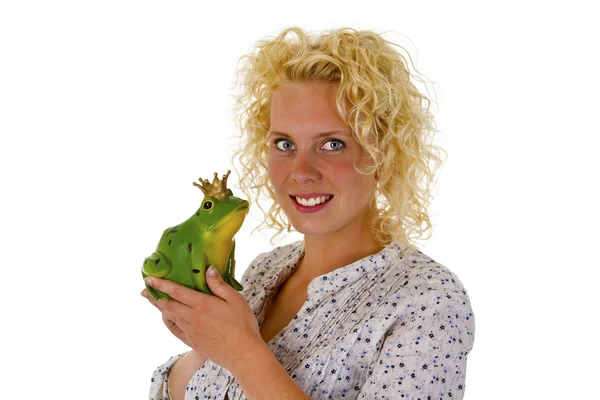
230,26,446,247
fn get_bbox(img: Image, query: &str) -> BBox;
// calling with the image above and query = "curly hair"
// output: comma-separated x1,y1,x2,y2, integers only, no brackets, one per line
230,26,446,247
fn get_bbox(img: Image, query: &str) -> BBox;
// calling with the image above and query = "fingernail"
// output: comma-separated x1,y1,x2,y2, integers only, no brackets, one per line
145,277,152,286
208,266,218,276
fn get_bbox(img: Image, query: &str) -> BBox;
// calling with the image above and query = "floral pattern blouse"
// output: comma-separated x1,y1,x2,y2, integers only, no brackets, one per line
149,240,475,399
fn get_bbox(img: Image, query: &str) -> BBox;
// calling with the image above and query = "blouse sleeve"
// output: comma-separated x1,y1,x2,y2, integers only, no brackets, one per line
358,295,475,400
149,352,187,400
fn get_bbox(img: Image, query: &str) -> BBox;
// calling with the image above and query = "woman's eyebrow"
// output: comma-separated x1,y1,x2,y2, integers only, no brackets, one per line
267,130,351,139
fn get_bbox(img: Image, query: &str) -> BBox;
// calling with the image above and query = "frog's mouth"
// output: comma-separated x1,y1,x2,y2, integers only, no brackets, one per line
211,203,249,239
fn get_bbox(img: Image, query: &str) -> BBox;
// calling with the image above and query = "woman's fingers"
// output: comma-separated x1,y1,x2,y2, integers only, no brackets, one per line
142,288,192,348
141,289,158,307
141,287,189,325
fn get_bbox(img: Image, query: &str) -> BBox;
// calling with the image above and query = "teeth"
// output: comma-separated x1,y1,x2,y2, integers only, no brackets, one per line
295,195,331,207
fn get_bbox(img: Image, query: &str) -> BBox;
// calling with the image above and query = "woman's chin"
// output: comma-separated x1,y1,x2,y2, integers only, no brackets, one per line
289,219,339,237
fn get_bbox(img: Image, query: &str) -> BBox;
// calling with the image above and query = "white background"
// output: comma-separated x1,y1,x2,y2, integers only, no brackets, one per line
1,1,598,399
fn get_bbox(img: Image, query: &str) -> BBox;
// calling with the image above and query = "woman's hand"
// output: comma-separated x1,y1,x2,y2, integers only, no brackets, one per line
141,288,193,348
143,266,265,371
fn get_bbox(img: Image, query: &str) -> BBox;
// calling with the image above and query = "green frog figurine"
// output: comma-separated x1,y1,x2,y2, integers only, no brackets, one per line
142,170,249,301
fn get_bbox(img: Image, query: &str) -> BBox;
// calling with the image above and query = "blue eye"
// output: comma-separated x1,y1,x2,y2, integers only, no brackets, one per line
274,139,294,151
322,139,345,151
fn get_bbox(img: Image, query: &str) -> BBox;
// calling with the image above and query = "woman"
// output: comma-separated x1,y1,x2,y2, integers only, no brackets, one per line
142,26,475,400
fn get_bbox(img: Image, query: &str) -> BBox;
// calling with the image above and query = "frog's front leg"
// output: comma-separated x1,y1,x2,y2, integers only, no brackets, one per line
142,251,172,301
227,239,244,291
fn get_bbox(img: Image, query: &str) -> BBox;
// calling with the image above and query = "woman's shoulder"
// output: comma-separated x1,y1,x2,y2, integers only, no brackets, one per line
388,244,473,310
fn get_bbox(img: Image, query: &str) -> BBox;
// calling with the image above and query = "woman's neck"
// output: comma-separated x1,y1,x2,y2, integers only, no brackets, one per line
294,227,386,284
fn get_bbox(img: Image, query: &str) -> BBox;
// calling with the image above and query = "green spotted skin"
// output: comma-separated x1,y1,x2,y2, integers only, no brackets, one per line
142,188,248,301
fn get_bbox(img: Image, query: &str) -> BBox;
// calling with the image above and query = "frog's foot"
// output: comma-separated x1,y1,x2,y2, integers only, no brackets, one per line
224,260,244,291
142,270,171,301
225,274,244,291
142,252,172,301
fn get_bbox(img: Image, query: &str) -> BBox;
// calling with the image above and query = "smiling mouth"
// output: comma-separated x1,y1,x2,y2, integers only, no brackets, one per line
290,195,334,207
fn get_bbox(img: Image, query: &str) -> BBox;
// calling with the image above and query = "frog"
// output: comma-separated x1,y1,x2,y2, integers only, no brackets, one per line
142,170,249,301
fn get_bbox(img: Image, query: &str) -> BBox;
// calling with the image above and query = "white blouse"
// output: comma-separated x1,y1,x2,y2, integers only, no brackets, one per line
149,240,475,400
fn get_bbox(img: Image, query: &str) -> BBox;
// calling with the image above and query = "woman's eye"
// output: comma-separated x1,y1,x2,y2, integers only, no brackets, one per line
271,138,345,151
274,139,294,151
322,139,345,151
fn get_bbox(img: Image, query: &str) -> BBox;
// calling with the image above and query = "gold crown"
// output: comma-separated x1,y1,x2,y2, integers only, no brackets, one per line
193,170,231,200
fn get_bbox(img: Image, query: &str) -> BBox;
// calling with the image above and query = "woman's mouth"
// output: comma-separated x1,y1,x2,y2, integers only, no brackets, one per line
290,194,333,213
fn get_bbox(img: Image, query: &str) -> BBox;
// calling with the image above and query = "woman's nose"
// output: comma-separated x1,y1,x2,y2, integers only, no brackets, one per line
292,152,321,183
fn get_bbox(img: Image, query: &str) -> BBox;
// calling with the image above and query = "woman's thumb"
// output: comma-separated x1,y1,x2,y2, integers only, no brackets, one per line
206,265,232,298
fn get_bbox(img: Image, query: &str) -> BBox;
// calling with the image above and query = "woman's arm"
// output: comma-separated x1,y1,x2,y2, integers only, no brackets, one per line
168,351,208,400
230,339,311,400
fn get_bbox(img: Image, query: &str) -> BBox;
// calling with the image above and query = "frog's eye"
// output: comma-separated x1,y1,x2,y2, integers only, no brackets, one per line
202,200,214,210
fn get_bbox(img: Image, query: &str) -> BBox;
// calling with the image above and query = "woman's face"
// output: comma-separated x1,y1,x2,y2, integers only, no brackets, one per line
266,80,377,239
